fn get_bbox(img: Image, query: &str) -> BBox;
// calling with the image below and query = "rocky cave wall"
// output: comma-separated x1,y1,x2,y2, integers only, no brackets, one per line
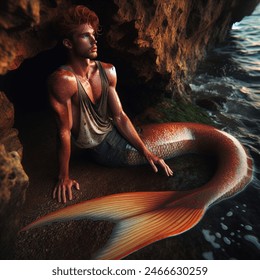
1,0,259,99
0,0,259,97
105,0,259,98
0,91,28,258
0,0,259,259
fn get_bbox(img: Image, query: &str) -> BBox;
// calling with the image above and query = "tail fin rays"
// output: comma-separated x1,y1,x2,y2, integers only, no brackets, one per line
22,191,206,260
94,206,205,260
22,191,173,231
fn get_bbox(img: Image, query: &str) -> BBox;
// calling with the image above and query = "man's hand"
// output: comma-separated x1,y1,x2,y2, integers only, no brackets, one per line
144,151,173,177
53,178,80,203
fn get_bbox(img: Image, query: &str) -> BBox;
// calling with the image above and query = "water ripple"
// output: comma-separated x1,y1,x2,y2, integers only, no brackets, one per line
190,4,260,259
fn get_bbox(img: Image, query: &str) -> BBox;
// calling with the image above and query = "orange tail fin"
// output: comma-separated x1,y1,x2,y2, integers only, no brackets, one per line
22,191,205,259
21,191,173,231
94,205,205,259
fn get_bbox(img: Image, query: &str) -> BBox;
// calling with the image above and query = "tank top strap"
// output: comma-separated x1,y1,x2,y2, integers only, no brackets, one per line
58,65,85,97
96,61,110,92
59,65,75,73
58,62,109,99
58,65,79,82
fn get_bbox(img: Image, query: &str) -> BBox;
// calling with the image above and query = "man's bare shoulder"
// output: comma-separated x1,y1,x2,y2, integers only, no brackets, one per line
48,68,77,100
99,61,117,85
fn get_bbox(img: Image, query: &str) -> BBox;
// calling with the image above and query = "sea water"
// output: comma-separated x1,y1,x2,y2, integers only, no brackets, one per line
190,4,260,259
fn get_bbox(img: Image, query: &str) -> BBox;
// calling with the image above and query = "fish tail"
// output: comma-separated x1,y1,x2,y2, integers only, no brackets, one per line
93,193,205,259
21,191,173,231
21,204,86,231
22,191,206,259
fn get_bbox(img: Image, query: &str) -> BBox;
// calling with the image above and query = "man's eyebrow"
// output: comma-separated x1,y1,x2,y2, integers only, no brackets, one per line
80,31,95,36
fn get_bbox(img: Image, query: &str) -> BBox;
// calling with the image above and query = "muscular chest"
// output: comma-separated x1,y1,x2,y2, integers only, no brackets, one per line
70,72,103,135
79,73,103,104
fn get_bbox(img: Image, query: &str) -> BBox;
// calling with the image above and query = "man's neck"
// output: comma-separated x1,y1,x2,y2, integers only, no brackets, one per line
67,57,94,78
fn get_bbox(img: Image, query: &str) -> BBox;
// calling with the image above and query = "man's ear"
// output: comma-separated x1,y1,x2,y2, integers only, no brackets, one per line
63,38,72,49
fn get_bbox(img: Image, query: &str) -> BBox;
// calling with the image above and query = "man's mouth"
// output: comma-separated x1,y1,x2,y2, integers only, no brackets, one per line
90,46,97,52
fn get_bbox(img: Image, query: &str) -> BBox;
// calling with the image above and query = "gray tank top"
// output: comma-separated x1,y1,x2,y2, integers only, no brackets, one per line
62,61,113,149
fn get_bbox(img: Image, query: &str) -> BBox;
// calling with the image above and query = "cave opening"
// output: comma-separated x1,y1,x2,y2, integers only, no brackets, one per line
0,37,149,138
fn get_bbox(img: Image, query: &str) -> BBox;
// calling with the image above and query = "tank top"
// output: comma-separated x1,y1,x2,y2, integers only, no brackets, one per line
61,61,113,149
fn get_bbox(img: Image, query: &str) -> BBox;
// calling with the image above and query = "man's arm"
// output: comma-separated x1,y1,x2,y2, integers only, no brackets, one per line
104,63,173,176
48,70,80,203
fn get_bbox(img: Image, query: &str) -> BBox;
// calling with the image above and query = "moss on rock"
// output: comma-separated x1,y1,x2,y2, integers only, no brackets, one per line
135,98,214,125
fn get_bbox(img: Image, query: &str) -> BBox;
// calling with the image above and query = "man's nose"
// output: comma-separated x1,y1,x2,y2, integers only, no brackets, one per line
90,34,97,44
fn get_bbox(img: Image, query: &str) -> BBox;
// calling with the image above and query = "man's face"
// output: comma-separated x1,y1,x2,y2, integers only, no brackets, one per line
66,24,98,59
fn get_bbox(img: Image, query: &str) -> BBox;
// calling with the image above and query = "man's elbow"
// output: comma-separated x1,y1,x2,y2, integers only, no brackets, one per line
113,111,129,127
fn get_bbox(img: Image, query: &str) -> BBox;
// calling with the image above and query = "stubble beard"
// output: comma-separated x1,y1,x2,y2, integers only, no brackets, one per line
83,50,98,60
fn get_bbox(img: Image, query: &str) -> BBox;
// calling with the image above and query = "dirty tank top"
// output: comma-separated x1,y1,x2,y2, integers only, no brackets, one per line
62,61,113,149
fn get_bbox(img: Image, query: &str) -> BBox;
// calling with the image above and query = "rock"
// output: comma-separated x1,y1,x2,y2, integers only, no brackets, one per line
134,98,213,125
0,92,27,258
0,0,65,74
105,0,260,99
0,0,259,102
0,91,14,129
0,0,40,30
0,92,23,157
196,99,220,111
0,145,29,259
195,96,227,111
0,128,23,158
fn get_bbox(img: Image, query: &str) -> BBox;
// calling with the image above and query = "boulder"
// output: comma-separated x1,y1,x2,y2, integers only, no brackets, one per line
0,90,14,129
0,92,23,157
0,92,28,258
0,145,29,259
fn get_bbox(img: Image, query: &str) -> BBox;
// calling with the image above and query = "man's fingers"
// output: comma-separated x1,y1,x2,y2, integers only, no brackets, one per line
149,159,158,173
53,179,80,203
73,180,80,190
166,166,173,177
58,185,62,203
162,163,170,176
157,159,173,177
161,161,172,176
161,162,172,177
67,181,80,201
52,187,57,199
62,185,67,204
68,186,73,201
168,165,174,176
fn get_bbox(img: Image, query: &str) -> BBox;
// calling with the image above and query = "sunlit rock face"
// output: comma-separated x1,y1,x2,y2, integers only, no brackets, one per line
105,0,259,98
0,0,66,74
0,0,258,100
